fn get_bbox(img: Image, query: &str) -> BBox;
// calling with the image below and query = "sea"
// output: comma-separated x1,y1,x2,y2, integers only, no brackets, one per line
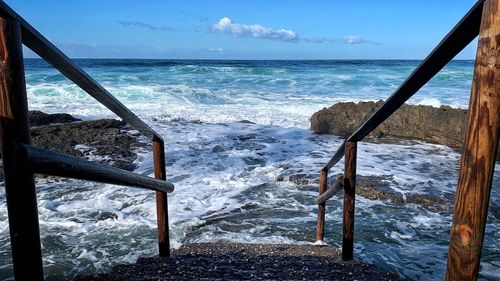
0,59,498,280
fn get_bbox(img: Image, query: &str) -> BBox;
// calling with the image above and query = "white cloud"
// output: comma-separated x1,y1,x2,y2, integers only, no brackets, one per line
343,35,365,44
210,17,378,45
211,17,298,42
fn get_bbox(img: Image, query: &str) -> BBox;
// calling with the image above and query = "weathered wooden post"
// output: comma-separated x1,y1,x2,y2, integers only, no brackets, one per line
445,0,500,279
153,136,170,257
0,17,44,280
342,141,357,261
316,169,328,242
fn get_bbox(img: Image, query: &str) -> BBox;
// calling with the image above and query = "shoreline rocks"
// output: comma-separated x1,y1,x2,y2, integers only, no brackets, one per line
311,101,467,146
31,119,146,171
0,111,147,182
29,110,80,126
308,101,499,214
278,168,456,213
310,101,500,155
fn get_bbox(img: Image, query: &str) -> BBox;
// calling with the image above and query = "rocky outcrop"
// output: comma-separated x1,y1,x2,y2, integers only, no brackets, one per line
29,110,80,126
311,101,470,149
0,112,147,182
31,119,146,171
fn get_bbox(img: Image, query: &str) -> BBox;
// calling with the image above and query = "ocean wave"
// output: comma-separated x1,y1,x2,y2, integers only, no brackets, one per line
6,59,496,280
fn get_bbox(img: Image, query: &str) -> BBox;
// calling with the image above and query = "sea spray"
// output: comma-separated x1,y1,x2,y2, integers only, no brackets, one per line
0,59,498,280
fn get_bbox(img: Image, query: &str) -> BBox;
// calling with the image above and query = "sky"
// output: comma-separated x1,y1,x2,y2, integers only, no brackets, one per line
7,0,480,60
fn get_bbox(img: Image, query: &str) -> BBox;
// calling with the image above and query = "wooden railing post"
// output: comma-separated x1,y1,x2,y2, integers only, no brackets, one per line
446,0,500,279
0,17,44,280
316,169,328,242
153,137,170,257
342,141,357,261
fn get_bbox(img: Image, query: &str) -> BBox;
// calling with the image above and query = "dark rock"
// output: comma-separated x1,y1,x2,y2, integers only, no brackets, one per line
238,120,256,124
279,171,452,212
356,176,453,212
0,112,147,182
405,193,448,207
95,211,118,221
30,118,146,172
289,173,316,185
30,119,144,159
29,110,80,126
310,101,500,157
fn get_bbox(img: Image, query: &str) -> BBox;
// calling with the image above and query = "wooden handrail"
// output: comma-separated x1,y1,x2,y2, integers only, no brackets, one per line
0,1,173,273
315,174,344,205
20,143,174,193
315,0,489,268
342,142,357,261
321,0,484,172
0,0,174,280
153,137,170,257
322,141,345,171
0,16,44,280
0,1,162,142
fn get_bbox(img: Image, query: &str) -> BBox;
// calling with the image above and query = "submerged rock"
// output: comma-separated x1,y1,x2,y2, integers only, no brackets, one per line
279,171,454,213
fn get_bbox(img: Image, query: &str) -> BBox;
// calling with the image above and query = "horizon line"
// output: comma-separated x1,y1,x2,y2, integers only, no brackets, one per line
23,57,476,61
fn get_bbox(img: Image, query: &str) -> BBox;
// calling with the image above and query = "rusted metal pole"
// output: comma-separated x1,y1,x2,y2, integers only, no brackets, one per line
342,141,357,261
153,137,170,257
316,169,328,242
0,17,43,280
445,0,500,280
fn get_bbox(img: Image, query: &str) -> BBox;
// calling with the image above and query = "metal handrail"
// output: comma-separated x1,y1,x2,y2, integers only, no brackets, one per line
321,0,484,172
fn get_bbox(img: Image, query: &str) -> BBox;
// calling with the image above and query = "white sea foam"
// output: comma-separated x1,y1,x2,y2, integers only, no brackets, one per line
416,97,442,107
1,60,497,280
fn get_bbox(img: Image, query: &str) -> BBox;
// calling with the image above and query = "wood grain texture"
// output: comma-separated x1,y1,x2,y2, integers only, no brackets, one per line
446,0,500,280
316,170,328,241
0,17,43,281
342,142,357,261
154,137,170,257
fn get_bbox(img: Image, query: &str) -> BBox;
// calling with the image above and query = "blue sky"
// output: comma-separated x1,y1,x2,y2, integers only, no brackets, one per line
8,0,479,59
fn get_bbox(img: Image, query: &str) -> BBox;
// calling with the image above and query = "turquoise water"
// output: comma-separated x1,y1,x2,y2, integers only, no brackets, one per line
24,59,475,126
0,59,498,280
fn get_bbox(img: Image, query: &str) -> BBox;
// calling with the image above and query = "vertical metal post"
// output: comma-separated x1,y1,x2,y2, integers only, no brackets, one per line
342,141,357,261
0,17,44,280
153,136,170,257
446,0,500,279
316,169,328,242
